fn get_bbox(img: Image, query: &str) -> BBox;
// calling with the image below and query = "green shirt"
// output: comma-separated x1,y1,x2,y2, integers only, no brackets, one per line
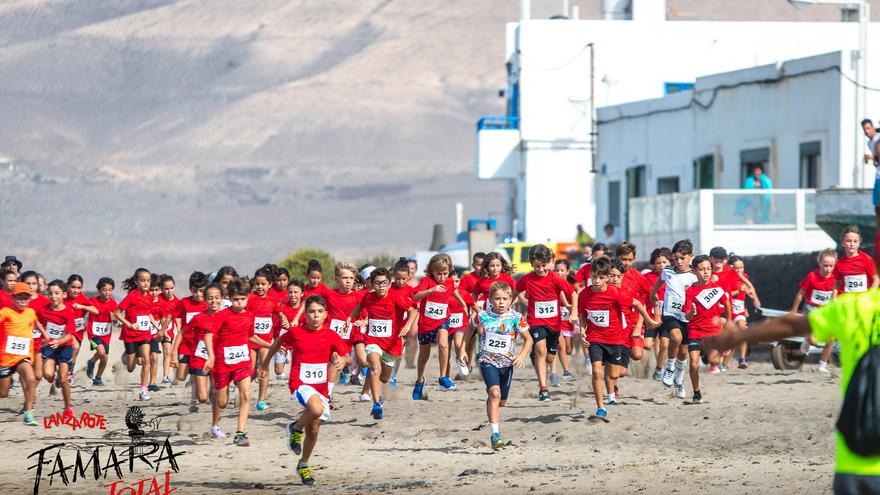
808,291,880,475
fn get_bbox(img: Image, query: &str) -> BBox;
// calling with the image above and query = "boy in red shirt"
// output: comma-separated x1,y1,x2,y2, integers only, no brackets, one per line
187,284,221,416
85,277,117,386
515,244,570,402
169,271,210,409
683,255,731,403
261,295,350,487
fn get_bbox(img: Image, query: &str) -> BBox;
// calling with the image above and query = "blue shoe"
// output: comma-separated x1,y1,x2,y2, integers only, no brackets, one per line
92,377,104,386
86,359,95,379
340,371,348,385
490,432,504,450
652,369,662,381
361,367,368,378
389,374,398,390
438,377,456,391
256,400,268,411
412,379,425,400
371,402,383,420
596,408,607,419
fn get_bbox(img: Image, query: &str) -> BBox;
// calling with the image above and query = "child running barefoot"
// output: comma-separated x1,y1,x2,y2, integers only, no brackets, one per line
347,268,414,419
64,274,97,381
169,271,209,411
0,282,43,425
185,284,220,414
723,255,762,370
790,249,837,372
211,278,271,446
85,278,117,386
248,267,278,411
262,295,350,486
40,280,77,416
274,279,305,380
682,255,731,403
115,268,159,401
411,253,470,397
643,248,671,380
515,244,569,402
650,240,697,398
579,257,657,419
470,281,532,450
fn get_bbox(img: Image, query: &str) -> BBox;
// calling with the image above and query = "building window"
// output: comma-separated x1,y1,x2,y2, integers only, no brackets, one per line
626,165,646,200
693,155,714,189
608,181,621,228
842,7,858,22
658,176,679,194
799,141,821,188
740,147,770,184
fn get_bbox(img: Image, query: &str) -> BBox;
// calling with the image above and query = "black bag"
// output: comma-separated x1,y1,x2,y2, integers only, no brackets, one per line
836,332,880,457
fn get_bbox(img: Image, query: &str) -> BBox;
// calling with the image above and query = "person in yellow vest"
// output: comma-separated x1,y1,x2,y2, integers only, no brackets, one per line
0,282,44,426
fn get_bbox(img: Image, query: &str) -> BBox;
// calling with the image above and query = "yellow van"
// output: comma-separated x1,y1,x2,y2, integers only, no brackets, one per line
498,242,559,274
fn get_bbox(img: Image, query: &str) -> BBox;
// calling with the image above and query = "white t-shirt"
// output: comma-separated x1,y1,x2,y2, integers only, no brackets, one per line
660,266,698,322
867,134,880,179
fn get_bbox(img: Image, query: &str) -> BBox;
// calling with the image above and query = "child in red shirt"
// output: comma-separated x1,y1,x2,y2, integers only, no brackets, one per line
169,271,209,392
85,277,117,386
21,271,49,383
643,247,670,379
114,268,160,401
187,284,221,413
445,269,473,378
552,259,576,381
40,280,77,417
64,274,97,380
274,279,304,379
249,268,279,412
683,255,731,403
156,274,181,386
790,248,838,372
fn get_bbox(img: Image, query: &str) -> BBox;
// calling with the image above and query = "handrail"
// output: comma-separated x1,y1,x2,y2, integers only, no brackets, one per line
476,116,520,130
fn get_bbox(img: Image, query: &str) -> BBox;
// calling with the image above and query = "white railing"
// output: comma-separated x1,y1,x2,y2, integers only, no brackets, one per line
628,189,832,259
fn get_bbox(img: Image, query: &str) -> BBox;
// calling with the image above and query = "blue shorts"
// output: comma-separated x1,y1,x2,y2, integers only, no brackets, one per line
873,177,880,206
42,345,74,364
480,363,514,401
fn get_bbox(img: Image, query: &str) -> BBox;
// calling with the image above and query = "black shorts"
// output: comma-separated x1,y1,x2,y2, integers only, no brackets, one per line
189,367,208,377
178,354,190,364
90,337,109,353
418,330,438,346
645,324,659,339
529,325,560,356
620,346,631,368
124,340,152,355
588,342,623,365
659,316,688,341
150,340,161,354
0,359,29,378
687,337,704,352
161,336,172,344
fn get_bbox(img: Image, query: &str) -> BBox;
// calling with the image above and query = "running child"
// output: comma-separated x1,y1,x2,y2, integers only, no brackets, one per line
643,247,671,379
789,248,837,372
445,269,473,379
21,271,49,382
211,278,271,445
411,253,470,397
389,258,418,386
552,259,576,381
0,269,17,309
214,266,239,310
0,282,42,425
578,257,657,419
615,242,652,397
303,259,328,300
274,279,305,379
114,268,159,401
147,275,164,391
604,258,646,403
268,265,290,305
170,272,210,412
85,278,117,386
682,255,731,403
470,281,532,450
466,252,516,364
515,244,570,402
574,243,607,291
650,239,697,398
40,280,77,416
722,255,762,370
347,267,415,419
186,283,221,414
262,295,350,486
157,275,181,385
64,274,97,380
249,267,278,411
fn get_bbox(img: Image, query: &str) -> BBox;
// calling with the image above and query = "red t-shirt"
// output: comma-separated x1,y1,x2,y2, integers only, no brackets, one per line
833,251,876,294
88,296,118,345
28,295,50,344
472,273,517,310
620,269,652,330
303,282,330,300
155,295,181,342
211,308,256,374
361,291,413,354
447,288,472,333
515,271,569,330
683,282,728,339
574,262,592,284
280,325,348,398
40,304,77,347
267,286,287,305
558,279,575,332
458,272,481,297
799,269,835,308
247,293,277,348
415,277,456,333
644,270,665,320
275,302,302,340
176,296,208,355
188,311,221,369
389,284,417,351
577,285,629,345
64,293,92,339
728,272,751,317
118,290,155,343
312,284,364,344
0,291,11,309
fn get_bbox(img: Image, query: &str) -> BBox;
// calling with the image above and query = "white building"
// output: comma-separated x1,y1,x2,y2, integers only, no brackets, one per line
475,0,880,244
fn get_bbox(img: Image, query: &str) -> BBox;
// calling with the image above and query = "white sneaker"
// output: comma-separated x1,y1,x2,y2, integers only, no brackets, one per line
139,390,150,401
674,384,686,399
457,360,470,377
818,364,830,373
661,368,674,387
276,374,288,381
606,395,618,405
356,394,371,402
161,376,172,384
210,425,226,438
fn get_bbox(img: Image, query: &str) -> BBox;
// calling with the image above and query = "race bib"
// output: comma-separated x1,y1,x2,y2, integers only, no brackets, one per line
448,313,464,328
368,319,392,338
91,322,110,337
254,317,273,335
587,310,610,328
185,312,200,324
136,315,151,332
810,290,832,306
74,318,86,332
485,333,512,354
5,335,30,356
223,344,249,365
732,299,746,314
194,340,209,360
534,300,558,318
845,274,868,293
424,301,448,320
667,294,684,313
46,322,66,339
697,287,724,310
330,319,350,339
299,362,328,384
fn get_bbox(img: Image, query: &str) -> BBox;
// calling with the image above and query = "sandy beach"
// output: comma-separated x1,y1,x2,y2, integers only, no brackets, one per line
0,337,838,495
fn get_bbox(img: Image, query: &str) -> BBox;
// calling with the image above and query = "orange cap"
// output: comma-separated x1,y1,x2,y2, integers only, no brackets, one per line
11,282,32,296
